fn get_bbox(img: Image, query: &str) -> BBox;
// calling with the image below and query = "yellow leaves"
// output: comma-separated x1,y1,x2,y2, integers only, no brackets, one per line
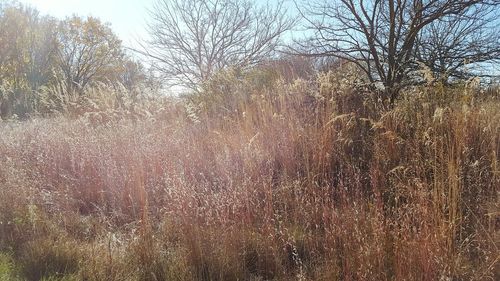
57,15,125,90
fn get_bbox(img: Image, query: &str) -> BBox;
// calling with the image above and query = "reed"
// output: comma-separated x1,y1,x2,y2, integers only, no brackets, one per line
0,71,498,280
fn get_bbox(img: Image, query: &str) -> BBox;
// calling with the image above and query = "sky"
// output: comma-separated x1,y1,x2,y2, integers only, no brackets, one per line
14,0,298,95
17,0,295,51
18,0,154,50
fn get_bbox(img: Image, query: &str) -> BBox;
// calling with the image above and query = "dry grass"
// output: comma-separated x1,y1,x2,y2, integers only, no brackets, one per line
0,71,499,280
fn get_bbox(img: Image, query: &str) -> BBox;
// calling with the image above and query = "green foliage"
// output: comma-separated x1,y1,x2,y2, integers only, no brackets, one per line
0,253,21,281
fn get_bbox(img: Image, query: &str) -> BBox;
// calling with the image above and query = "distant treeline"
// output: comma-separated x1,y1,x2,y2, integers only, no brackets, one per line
0,2,159,119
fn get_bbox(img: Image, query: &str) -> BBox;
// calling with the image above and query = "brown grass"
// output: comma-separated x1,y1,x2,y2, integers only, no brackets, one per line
0,71,499,280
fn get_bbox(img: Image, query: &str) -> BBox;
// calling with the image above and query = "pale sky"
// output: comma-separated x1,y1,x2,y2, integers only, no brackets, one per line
18,0,154,50
17,0,294,51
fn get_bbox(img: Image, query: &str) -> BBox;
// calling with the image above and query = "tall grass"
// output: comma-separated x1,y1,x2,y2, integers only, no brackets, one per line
0,70,498,280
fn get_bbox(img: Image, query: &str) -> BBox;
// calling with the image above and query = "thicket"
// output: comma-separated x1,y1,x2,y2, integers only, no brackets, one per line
0,65,498,280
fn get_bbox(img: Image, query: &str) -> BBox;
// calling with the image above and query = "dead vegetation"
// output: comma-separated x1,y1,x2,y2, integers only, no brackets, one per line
0,69,499,280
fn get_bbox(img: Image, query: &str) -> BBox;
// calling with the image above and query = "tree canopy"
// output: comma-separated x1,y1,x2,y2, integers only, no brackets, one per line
141,0,295,90
294,0,500,103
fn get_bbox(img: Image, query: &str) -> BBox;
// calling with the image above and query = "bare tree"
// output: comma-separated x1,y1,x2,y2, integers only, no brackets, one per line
415,3,500,82
141,0,295,90
294,0,500,104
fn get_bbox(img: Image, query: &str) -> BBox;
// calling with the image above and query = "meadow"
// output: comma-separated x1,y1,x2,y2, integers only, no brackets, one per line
0,69,499,280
